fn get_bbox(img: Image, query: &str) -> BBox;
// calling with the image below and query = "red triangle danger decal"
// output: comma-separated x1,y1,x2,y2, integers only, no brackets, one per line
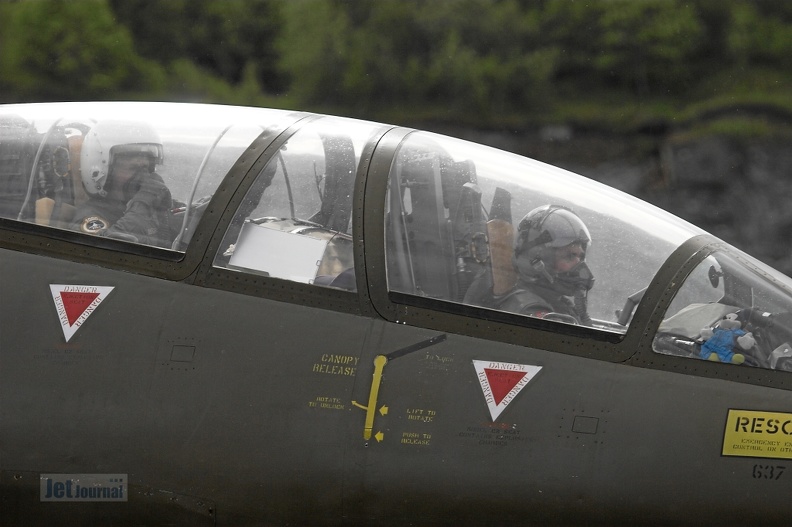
61,292,100,326
485,368,529,405
50,285,114,342
473,360,542,421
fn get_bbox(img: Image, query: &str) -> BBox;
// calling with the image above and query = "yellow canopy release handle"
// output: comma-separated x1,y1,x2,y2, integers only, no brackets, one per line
363,355,388,440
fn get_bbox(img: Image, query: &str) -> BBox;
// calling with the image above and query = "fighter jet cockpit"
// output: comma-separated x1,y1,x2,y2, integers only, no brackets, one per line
383,131,695,333
0,102,298,251
4,102,792,375
0,102,384,292
382,131,792,372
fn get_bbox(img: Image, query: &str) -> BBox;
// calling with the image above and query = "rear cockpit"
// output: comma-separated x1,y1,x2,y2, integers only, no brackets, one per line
0,102,297,250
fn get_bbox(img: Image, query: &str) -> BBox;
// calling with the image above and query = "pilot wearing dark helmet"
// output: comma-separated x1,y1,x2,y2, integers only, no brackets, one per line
497,204,595,325
70,120,174,247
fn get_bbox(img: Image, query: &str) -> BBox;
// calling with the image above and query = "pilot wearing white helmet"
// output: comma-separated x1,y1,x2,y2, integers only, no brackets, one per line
71,120,174,247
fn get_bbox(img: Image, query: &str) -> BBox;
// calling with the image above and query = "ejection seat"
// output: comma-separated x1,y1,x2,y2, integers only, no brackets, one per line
461,187,518,309
35,129,89,229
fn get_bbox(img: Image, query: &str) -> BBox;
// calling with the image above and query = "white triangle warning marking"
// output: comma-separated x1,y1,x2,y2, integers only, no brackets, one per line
50,285,114,342
473,360,542,421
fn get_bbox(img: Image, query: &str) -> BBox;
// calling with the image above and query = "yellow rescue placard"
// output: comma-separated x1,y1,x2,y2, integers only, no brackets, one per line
723,409,792,459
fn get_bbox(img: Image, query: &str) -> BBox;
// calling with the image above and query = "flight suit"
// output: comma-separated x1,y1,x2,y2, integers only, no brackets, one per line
496,280,589,324
71,172,174,248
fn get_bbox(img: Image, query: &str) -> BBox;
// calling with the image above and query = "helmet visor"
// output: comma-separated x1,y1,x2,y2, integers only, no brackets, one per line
110,143,163,165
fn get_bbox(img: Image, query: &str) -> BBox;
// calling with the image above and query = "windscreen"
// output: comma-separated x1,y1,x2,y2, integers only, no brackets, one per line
655,248,792,371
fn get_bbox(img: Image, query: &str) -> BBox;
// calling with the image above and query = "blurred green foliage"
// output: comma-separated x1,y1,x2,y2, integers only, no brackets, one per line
2,0,792,132
0,0,164,100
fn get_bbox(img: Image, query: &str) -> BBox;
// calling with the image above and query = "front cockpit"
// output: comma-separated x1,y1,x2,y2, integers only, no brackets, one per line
378,131,792,373
382,131,695,333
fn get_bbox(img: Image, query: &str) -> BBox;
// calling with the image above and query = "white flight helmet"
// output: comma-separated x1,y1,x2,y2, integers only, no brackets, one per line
80,120,164,197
